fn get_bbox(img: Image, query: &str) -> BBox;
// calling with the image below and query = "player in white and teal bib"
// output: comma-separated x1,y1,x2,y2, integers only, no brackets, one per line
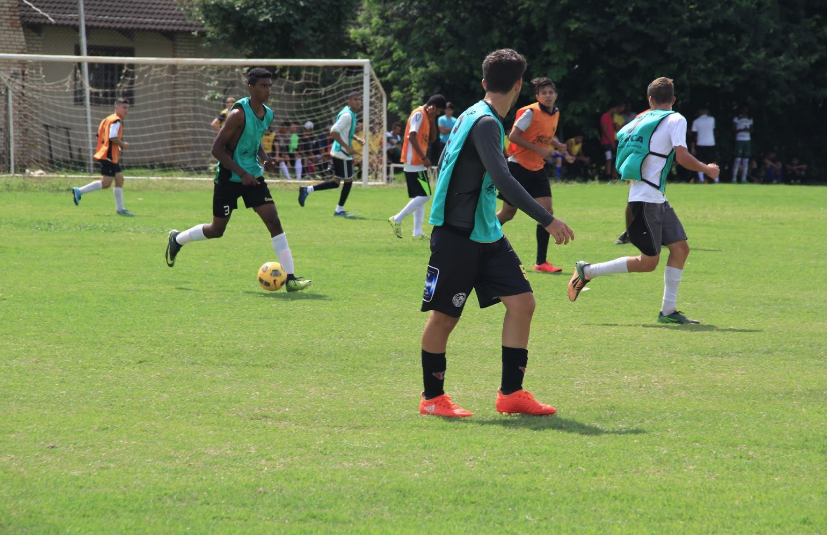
567,77,719,324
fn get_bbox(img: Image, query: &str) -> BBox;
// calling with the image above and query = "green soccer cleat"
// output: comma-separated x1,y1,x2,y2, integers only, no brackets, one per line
286,277,312,292
388,217,402,239
165,229,181,267
657,311,700,324
412,234,430,241
72,187,81,205
116,209,135,217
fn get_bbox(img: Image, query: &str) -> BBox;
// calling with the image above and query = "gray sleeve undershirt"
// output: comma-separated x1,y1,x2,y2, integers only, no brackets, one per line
470,117,554,228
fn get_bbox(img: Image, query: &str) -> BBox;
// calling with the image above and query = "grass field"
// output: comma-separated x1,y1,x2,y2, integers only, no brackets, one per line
1,177,825,534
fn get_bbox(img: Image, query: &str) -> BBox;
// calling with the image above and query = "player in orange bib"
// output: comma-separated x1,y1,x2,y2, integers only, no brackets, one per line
496,78,569,273
71,98,134,216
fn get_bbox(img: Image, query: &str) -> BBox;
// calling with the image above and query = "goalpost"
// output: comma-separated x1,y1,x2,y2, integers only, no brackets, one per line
0,54,388,184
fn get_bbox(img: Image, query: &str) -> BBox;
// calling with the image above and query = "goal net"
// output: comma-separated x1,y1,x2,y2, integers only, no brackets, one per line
0,54,387,183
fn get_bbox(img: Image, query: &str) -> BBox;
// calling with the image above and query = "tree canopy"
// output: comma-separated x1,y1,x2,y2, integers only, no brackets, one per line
353,0,827,173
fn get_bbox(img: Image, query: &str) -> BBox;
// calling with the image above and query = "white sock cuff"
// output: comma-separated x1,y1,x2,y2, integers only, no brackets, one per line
664,266,683,282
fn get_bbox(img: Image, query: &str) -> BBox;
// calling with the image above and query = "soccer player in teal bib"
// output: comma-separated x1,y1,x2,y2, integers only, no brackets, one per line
567,77,720,323
418,49,575,418
165,68,311,292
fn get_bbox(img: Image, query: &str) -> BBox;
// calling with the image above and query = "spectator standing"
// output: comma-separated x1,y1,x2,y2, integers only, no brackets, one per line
433,103,457,161
732,105,753,183
600,103,623,178
690,107,717,183
210,96,236,132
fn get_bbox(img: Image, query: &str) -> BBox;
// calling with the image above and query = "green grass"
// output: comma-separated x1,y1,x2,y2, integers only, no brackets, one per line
1,177,825,534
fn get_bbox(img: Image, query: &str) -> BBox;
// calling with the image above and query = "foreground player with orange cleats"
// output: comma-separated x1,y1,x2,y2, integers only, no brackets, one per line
419,390,556,418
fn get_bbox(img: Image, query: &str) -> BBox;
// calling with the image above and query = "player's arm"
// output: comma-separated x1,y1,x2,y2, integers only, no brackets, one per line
259,142,277,173
407,128,431,167
210,118,221,132
508,127,552,160
211,109,257,185
675,146,719,179
474,118,573,244
438,120,452,135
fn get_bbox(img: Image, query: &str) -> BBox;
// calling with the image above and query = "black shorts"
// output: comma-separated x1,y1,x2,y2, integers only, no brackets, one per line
212,177,274,218
97,160,122,177
695,145,717,164
405,170,432,198
332,157,355,180
421,226,532,317
498,161,551,203
627,201,687,257
601,143,615,160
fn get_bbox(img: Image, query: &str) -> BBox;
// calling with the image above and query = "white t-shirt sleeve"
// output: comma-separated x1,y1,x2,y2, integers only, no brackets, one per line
109,121,121,139
513,109,534,132
668,114,688,149
408,111,423,133
331,114,352,137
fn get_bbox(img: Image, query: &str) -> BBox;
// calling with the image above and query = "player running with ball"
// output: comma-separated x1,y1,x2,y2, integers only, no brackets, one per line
165,68,311,292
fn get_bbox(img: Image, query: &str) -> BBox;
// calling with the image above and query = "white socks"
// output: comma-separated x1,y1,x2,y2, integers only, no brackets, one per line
295,159,302,181
696,172,705,183
661,266,683,315
78,180,102,194
412,203,426,236
280,161,292,180
584,257,628,279
113,187,125,211
176,224,207,245
271,233,295,275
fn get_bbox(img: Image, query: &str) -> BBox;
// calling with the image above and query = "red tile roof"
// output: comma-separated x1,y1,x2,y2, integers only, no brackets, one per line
19,0,204,32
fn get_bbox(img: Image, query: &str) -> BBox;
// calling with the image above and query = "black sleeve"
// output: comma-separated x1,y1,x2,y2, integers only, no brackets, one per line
469,117,555,228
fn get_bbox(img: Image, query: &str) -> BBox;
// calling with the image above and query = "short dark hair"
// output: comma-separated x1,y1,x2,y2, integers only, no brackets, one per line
426,94,447,109
247,68,272,87
531,77,556,94
347,91,361,101
445,102,454,110
115,98,129,105
392,121,403,129
482,49,526,94
647,77,674,105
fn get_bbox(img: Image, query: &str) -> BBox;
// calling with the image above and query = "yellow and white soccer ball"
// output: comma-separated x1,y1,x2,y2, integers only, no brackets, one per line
258,261,287,291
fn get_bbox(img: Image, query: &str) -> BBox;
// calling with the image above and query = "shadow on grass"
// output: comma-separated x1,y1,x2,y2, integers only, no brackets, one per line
246,290,330,301
471,416,646,436
687,247,722,252
593,323,761,333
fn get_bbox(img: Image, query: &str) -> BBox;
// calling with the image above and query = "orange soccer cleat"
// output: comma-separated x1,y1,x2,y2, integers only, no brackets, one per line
533,262,563,273
496,389,557,416
419,394,473,418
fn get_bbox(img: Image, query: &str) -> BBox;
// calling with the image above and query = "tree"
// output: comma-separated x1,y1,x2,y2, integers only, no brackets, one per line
354,0,827,178
185,0,360,59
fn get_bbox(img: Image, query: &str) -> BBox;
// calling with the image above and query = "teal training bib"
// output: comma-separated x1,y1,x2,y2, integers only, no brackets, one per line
616,109,675,192
331,105,357,159
430,100,504,243
215,97,274,183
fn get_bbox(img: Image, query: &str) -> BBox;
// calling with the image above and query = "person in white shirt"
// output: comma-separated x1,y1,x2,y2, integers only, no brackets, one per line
567,77,719,324
690,107,717,183
732,106,753,183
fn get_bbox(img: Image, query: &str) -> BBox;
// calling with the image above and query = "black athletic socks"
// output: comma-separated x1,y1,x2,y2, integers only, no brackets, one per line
536,224,550,266
314,180,339,191
422,349,447,399
338,181,353,207
500,346,528,395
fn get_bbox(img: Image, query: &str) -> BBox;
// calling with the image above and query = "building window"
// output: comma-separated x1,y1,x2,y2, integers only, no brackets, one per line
74,45,136,106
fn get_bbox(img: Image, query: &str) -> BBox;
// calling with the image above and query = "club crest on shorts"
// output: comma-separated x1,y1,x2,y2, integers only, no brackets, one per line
452,293,467,307
519,264,528,281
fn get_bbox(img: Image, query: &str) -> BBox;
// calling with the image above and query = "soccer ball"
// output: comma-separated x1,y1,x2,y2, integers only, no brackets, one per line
258,261,287,291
